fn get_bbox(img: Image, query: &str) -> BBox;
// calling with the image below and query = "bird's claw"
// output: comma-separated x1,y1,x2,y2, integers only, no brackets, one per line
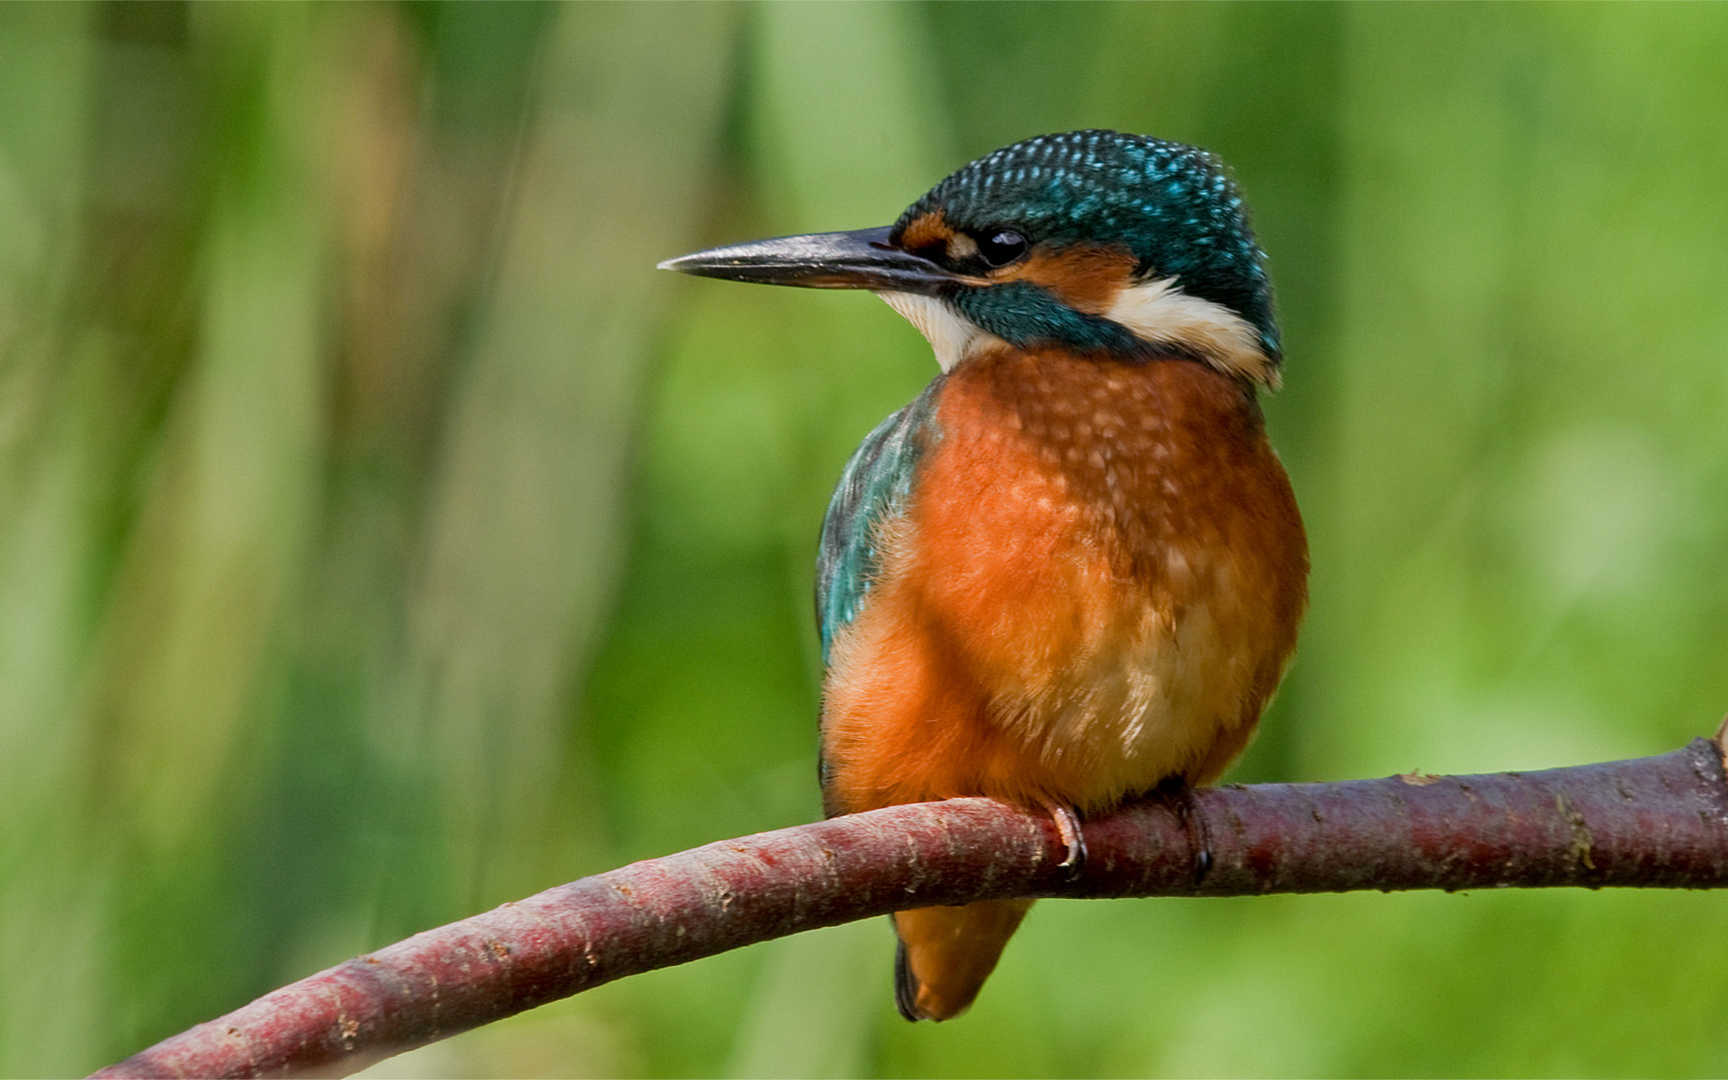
1042,801,1087,879
1160,783,1214,885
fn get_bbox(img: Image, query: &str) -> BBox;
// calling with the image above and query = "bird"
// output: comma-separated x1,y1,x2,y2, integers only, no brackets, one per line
659,129,1307,1022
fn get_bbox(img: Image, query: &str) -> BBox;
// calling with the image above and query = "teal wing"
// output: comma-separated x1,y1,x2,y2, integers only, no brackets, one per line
815,378,942,809
814,378,943,668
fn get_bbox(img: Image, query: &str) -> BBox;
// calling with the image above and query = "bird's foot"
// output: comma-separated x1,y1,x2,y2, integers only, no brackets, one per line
1038,799,1087,879
1157,781,1214,885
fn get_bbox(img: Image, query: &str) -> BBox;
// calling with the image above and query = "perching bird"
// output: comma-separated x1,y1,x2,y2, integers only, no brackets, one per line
659,130,1307,1021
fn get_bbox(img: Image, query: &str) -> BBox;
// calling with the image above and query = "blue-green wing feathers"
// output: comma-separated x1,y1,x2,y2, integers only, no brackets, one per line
815,379,943,667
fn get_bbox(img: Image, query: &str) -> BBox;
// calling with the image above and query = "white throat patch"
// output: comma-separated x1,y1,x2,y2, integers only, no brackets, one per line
875,291,1003,372
1105,276,1278,387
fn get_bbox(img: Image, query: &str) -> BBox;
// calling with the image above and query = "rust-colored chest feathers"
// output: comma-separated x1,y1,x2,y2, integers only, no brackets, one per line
820,349,1308,817
953,347,1276,583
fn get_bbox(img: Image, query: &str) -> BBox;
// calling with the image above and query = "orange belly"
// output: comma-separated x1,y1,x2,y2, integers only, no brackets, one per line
820,348,1307,818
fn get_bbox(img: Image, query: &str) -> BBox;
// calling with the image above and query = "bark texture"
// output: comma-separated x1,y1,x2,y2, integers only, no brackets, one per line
96,736,1728,1078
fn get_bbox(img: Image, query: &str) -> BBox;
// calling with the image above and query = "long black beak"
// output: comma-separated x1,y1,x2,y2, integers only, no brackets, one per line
657,226,956,294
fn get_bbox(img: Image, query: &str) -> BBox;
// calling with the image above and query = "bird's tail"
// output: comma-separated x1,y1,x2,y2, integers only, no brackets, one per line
892,899,1034,1021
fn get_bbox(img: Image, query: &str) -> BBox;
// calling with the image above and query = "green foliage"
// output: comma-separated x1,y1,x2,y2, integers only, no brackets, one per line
2,3,1725,1075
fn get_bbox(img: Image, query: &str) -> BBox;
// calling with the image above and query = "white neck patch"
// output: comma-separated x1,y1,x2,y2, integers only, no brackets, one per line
875,291,1004,372
1105,276,1279,387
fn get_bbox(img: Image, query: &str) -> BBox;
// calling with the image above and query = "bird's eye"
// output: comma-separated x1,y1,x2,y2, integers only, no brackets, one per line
976,229,1028,268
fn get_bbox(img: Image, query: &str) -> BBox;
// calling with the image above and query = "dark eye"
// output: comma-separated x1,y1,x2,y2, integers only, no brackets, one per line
976,229,1028,268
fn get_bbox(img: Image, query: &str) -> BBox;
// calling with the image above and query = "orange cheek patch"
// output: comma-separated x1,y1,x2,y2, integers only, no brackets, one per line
1004,244,1137,314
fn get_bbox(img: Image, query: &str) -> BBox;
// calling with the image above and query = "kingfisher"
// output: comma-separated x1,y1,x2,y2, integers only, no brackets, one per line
660,130,1307,1021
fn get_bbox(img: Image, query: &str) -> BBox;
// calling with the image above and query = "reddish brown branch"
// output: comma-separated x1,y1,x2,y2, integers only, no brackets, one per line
97,736,1728,1078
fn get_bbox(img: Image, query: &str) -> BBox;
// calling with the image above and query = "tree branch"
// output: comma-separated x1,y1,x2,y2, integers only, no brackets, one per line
96,735,1728,1079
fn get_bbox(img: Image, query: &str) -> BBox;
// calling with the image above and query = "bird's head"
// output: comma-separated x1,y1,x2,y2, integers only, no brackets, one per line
660,130,1280,387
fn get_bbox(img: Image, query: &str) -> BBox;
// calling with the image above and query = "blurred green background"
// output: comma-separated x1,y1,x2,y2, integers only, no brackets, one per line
3,2,1726,1075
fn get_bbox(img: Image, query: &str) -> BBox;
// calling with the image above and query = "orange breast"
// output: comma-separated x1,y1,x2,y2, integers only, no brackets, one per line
820,348,1306,817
